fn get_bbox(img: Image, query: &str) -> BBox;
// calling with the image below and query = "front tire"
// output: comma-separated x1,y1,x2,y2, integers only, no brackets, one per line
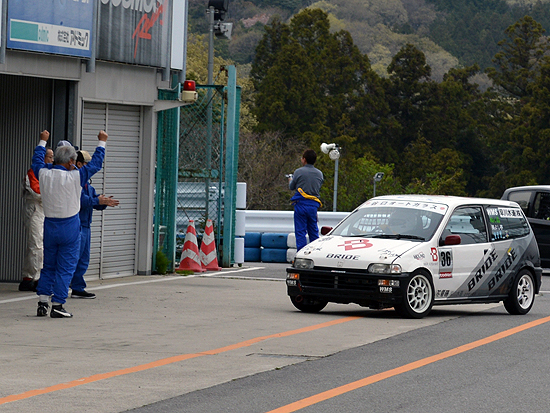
504,269,535,315
394,271,434,319
290,296,328,313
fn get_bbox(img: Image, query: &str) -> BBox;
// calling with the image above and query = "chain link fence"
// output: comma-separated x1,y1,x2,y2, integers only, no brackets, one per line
176,85,225,261
154,75,240,272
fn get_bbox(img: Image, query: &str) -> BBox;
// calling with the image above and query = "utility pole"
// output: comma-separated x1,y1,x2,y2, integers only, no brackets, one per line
205,5,215,219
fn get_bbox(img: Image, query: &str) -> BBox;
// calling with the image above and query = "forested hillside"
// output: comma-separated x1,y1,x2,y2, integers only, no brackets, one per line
189,0,550,80
185,2,550,211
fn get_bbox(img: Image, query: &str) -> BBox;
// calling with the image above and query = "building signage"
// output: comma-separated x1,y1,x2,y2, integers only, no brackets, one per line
171,0,187,71
97,0,171,68
7,0,94,58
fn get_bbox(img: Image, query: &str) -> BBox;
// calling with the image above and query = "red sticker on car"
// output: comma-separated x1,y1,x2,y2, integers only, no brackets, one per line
338,239,373,251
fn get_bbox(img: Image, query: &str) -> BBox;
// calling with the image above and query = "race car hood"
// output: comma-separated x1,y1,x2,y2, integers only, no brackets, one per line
296,235,421,269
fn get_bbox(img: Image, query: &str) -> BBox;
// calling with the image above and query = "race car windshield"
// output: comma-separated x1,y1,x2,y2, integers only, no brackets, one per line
331,205,445,241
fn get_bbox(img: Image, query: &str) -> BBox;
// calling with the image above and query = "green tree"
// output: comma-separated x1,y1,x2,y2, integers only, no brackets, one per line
504,60,550,187
383,44,433,162
422,65,497,195
486,15,550,100
251,8,387,147
237,131,307,210
401,137,468,196
483,16,550,194
307,134,399,211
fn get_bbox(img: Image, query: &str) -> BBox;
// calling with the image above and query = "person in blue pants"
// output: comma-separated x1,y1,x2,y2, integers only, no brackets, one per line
32,130,109,318
70,150,119,299
289,149,324,252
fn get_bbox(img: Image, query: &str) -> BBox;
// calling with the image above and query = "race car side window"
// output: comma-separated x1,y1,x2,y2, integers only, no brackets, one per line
442,207,488,245
486,205,530,241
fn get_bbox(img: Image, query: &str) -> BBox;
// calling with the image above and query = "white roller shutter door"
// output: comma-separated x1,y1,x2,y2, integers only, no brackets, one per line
81,102,141,279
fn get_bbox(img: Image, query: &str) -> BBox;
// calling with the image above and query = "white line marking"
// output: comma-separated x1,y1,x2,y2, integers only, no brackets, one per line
0,267,265,305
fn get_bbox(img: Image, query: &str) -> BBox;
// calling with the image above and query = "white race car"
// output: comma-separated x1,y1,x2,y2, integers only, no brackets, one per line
286,195,542,318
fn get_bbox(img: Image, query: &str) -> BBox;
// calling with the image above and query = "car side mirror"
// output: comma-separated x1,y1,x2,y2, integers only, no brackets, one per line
442,234,461,246
320,226,332,236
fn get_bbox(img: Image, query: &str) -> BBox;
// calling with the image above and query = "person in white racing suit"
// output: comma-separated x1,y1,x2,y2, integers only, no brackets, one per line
32,130,108,318
19,148,54,292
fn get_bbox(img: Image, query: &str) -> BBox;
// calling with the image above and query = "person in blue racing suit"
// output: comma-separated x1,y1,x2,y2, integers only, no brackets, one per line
289,149,324,251
70,150,119,299
32,130,109,318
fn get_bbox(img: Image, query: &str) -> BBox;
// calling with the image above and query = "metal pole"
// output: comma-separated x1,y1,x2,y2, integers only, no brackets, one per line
333,158,339,212
207,7,214,85
0,0,8,64
373,180,376,198
178,0,190,83
205,6,215,220
86,0,99,73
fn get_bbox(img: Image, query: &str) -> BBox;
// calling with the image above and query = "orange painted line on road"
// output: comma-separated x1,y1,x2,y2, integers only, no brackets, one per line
201,316,362,355
0,316,360,406
266,315,550,413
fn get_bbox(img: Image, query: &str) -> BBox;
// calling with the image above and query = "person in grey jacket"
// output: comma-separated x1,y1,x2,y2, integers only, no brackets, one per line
288,149,324,251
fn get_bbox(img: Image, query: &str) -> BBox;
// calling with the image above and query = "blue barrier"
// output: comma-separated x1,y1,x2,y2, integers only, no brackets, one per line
261,233,288,249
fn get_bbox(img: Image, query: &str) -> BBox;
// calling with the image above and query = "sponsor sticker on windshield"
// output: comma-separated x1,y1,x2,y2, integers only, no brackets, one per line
364,200,448,215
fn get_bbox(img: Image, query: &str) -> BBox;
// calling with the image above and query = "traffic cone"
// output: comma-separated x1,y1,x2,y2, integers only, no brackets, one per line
200,219,222,271
177,220,206,272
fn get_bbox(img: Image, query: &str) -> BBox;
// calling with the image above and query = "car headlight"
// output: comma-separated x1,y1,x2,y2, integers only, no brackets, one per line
293,258,314,269
368,263,402,274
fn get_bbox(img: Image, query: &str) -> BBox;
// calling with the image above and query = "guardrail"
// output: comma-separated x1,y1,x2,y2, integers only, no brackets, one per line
244,210,349,234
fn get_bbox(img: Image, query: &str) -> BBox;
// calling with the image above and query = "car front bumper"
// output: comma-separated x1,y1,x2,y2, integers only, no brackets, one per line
286,266,407,309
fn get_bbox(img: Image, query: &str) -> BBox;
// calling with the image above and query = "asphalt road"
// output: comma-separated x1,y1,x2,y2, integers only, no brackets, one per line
1,263,549,413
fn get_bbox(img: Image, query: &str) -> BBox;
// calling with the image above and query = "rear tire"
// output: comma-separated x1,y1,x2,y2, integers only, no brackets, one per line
290,296,328,313
504,269,535,315
394,271,434,319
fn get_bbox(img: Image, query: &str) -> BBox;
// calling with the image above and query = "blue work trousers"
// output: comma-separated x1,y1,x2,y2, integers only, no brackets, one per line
70,226,91,292
293,200,319,251
37,215,80,304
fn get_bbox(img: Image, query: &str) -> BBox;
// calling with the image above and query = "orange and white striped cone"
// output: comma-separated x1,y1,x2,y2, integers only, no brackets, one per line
177,220,206,272
200,219,222,271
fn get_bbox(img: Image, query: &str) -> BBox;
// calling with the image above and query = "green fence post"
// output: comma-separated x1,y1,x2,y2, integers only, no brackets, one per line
222,65,238,267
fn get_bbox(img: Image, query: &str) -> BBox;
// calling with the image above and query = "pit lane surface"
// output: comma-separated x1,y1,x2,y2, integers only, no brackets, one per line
1,263,548,413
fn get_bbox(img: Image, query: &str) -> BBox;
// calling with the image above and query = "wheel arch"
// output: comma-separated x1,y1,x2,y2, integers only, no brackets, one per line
517,261,540,294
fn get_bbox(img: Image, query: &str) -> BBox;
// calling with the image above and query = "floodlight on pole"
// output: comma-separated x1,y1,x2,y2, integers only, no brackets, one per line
373,172,384,197
321,143,340,211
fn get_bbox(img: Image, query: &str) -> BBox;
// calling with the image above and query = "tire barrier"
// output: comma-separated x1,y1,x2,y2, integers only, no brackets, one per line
261,233,288,249
244,247,261,262
261,248,288,263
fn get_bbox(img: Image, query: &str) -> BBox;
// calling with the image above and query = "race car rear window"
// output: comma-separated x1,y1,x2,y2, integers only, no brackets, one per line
486,206,530,241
